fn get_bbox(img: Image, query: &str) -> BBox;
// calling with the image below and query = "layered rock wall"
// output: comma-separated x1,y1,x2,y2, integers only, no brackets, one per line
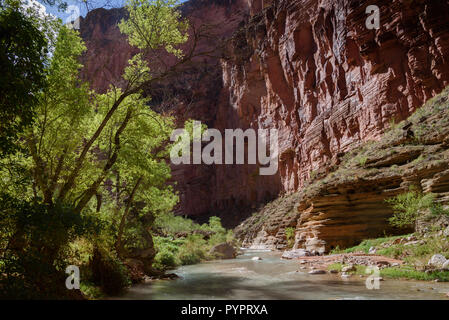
80,0,449,242
236,88,449,252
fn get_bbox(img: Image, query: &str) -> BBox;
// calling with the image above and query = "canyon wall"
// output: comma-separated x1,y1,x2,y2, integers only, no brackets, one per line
80,0,449,246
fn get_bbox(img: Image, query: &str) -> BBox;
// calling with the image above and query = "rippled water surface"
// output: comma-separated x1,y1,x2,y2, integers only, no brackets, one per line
118,251,449,300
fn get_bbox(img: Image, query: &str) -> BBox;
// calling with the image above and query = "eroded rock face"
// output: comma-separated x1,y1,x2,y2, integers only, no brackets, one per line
81,1,449,244
236,88,449,252
222,0,449,195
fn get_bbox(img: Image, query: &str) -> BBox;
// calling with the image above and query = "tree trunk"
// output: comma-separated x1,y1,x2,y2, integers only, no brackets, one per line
115,176,143,257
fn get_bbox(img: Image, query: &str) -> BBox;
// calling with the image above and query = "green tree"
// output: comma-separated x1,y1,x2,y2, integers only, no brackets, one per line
0,0,48,156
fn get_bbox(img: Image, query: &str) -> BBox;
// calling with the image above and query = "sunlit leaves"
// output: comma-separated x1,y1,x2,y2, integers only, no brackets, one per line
118,0,189,58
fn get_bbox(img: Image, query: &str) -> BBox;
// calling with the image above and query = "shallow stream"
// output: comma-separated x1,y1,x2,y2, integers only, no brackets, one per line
118,250,449,300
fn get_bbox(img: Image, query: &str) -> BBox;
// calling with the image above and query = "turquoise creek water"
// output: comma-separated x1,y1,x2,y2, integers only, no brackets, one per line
117,250,449,300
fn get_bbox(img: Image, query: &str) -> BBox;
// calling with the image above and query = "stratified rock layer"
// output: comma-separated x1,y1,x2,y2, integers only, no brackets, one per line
235,88,449,252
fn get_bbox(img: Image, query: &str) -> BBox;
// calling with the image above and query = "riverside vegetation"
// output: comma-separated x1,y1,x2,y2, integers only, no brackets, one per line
328,189,449,282
0,0,236,299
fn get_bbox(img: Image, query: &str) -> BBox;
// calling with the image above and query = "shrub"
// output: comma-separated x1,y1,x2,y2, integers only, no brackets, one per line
177,235,207,265
152,216,235,270
89,246,131,296
153,212,196,235
386,189,435,229
0,195,97,299
285,227,295,248
153,248,178,271
358,156,368,167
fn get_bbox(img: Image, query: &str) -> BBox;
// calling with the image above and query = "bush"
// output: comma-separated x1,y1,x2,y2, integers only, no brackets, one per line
153,212,196,235
89,246,131,296
153,248,178,271
177,235,207,265
386,189,435,229
0,195,97,299
285,227,295,248
152,216,235,270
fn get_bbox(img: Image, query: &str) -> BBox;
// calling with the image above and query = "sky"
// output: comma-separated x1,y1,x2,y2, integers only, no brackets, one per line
39,0,187,22
42,0,126,21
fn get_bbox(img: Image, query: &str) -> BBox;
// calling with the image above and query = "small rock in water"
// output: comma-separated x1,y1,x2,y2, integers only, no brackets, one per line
299,260,307,264
252,256,262,261
329,269,339,274
341,272,351,278
308,269,327,275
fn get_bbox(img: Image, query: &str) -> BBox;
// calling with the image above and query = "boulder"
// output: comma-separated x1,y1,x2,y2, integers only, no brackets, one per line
209,243,237,259
442,260,449,270
281,249,312,259
428,254,447,268
251,256,262,261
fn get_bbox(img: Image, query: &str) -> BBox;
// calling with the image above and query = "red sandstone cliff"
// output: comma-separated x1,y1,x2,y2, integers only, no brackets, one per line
80,0,449,233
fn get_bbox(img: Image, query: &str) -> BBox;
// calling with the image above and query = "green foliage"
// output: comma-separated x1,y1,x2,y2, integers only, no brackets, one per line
285,227,295,248
200,216,226,234
386,189,441,229
0,0,49,156
119,0,188,58
358,155,368,167
380,267,449,282
0,0,207,299
153,216,235,271
0,195,98,299
154,212,197,235
328,263,449,282
89,246,131,296
154,248,178,269
177,234,207,265
330,235,406,254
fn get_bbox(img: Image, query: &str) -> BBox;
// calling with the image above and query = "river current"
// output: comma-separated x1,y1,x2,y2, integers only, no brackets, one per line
117,250,449,300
